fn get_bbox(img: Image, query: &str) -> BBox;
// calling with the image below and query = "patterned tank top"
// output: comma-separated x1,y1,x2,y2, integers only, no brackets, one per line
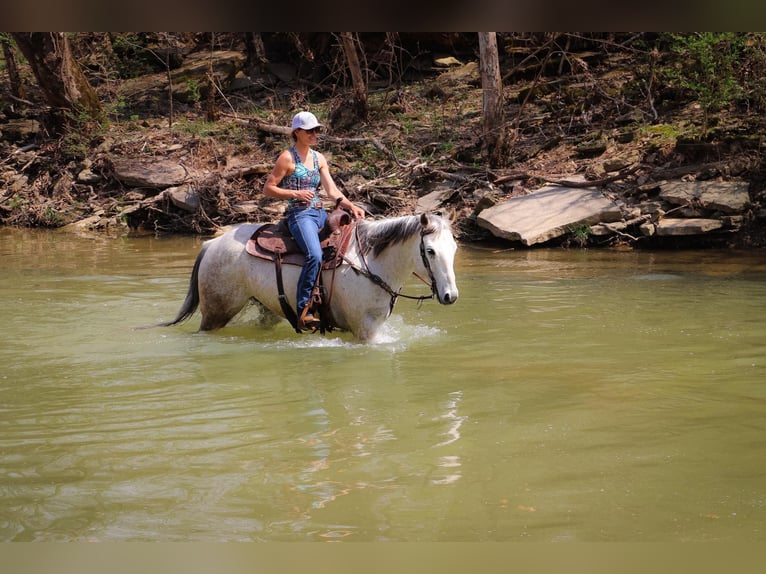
281,147,321,209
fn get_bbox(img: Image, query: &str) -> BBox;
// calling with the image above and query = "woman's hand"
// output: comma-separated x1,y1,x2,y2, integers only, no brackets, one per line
292,189,316,202
348,203,366,219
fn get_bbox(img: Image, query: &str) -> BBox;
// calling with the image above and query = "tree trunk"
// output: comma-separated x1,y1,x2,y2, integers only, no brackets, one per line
1,35,25,100
478,32,507,168
11,32,103,121
206,33,218,122
339,32,368,119
244,33,268,71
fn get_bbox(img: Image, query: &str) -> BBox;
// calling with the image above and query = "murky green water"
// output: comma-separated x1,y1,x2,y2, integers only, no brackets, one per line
1,227,765,541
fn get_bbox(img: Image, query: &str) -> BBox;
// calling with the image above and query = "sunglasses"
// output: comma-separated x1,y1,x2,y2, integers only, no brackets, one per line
303,127,322,134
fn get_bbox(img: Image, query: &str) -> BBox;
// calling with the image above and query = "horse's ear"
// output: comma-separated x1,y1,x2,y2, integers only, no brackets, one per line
422,209,455,226
436,208,457,223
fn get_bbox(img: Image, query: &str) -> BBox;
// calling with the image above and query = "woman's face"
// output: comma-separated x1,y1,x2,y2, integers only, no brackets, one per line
294,127,321,144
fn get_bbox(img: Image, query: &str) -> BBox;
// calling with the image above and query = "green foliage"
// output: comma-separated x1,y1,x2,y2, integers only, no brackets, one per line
42,206,64,226
172,119,247,144
104,93,128,121
665,33,745,137
183,78,202,104
172,119,216,137
401,117,414,135
566,223,591,247
638,123,683,139
110,33,163,79
8,194,26,209
61,106,107,161
636,122,695,152
738,33,766,112
0,32,9,72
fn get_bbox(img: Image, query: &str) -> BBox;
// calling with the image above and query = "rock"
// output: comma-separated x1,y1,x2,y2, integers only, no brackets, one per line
721,215,744,229
616,110,644,125
232,201,261,214
589,223,616,236
266,62,298,84
434,56,463,67
60,214,103,232
52,172,74,198
230,70,255,90
77,168,102,184
416,187,457,213
112,158,188,189
602,152,639,172
471,189,502,218
164,185,199,212
2,119,40,142
615,129,635,143
125,190,148,201
438,61,479,83
658,180,750,214
416,189,446,213
637,201,665,215
476,183,623,246
9,174,28,194
575,136,608,157
655,218,724,236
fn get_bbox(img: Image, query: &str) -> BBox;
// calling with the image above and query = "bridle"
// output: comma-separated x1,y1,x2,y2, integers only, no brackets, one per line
343,223,438,315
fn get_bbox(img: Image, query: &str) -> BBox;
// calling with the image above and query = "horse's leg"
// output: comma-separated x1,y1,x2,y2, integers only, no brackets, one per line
197,277,252,331
330,275,390,343
249,298,283,328
352,309,391,343
198,300,243,331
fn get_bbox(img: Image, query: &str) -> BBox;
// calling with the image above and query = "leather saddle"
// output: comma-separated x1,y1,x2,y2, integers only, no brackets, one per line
244,206,357,334
245,207,355,270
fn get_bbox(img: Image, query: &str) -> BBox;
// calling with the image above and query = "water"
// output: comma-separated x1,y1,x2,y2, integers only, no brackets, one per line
1,227,765,541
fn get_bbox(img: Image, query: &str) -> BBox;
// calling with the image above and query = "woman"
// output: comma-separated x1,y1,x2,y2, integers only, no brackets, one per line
262,111,366,328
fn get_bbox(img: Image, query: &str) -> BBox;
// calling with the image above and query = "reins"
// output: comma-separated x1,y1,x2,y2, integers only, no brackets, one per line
342,222,437,314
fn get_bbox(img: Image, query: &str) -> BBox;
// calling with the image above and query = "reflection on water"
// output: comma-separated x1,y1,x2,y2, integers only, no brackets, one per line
432,390,465,486
1,228,766,541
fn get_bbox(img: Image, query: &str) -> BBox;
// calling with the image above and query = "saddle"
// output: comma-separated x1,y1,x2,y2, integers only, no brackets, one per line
245,206,354,269
245,205,356,334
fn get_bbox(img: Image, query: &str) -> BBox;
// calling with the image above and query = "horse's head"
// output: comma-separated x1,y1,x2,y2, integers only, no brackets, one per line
418,212,459,305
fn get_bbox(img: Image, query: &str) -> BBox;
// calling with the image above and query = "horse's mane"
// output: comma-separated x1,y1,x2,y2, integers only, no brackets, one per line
356,213,447,257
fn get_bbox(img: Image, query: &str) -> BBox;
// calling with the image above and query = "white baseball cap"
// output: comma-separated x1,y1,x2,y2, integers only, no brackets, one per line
291,111,323,131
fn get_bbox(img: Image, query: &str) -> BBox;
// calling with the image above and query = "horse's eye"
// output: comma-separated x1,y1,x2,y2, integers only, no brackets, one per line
426,248,436,256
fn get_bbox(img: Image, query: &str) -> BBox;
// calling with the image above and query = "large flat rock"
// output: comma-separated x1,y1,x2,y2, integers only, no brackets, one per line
476,185,622,246
659,180,750,214
655,218,724,236
119,51,246,99
112,158,188,189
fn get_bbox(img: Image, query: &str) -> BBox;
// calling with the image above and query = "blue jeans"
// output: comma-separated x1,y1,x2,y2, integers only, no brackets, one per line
286,207,328,315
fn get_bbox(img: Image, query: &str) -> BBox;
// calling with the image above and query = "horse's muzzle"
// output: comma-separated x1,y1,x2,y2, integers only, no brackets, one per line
440,291,458,305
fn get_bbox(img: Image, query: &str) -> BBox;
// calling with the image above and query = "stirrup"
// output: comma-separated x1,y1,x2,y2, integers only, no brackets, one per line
298,310,320,332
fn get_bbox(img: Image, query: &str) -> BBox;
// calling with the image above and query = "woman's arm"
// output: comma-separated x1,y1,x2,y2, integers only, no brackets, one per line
317,153,366,218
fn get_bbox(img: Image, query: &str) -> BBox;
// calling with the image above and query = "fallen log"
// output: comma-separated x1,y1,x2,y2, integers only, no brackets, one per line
544,165,640,188
248,117,405,166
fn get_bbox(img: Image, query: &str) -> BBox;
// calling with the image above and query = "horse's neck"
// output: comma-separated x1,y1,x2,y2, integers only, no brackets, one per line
351,233,419,289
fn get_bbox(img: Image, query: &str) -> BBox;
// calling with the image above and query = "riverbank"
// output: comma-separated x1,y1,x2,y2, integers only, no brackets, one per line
2,34,765,249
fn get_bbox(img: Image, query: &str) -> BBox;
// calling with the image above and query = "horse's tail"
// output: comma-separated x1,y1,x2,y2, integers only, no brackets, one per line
159,242,208,326
136,243,207,330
